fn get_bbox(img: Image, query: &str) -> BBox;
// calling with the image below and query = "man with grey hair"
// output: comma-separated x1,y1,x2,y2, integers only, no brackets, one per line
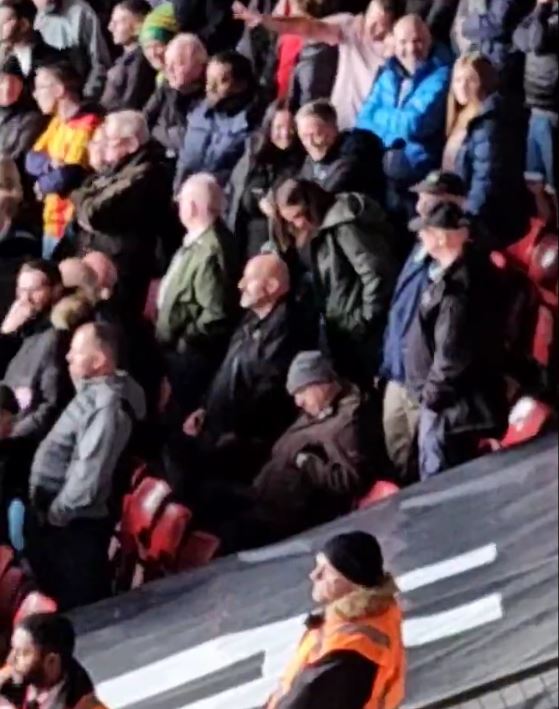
72,109,173,318
144,32,208,161
157,173,241,417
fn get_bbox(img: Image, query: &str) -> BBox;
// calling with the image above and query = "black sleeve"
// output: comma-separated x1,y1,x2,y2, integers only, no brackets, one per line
274,650,378,709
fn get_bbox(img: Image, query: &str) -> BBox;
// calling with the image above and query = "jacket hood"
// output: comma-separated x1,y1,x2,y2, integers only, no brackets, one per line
319,193,385,231
326,573,399,621
78,371,147,420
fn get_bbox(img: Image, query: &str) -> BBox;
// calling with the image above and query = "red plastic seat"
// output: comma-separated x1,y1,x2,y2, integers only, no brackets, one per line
500,397,554,449
0,546,14,582
13,592,57,626
143,279,161,323
0,567,31,626
121,476,172,546
532,303,556,368
146,502,192,568
505,217,546,272
358,481,400,509
177,531,221,571
529,233,559,305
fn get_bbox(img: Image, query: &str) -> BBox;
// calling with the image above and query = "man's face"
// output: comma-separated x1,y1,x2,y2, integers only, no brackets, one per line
297,115,337,162
104,124,135,166
108,6,138,47
278,203,315,243
294,382,333,418
206,60,236,107
364,1,392,41
66,329,99,382
165,46,205,91
16,269,56,315
238,260,270,311
0,73,23,107
143,39,166,71
88,127,106,172
8,628,45,686
33,68,60,115
394,22,429,74
309,553,355,604
0,6,21,43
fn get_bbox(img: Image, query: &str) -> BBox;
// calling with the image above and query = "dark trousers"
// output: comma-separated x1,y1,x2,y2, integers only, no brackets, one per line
26,515,112,611
418,407,477,480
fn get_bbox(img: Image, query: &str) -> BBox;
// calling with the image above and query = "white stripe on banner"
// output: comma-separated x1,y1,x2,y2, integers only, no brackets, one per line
397,544,498,592
96,545,502,709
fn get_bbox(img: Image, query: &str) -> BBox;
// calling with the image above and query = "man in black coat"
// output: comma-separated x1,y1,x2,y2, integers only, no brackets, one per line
73,110,174,319
297,99,385,204
168,253,308,497
405,203,508,479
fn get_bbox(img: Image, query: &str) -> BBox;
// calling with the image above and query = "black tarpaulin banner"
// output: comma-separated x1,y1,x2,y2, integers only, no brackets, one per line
72,434,559,709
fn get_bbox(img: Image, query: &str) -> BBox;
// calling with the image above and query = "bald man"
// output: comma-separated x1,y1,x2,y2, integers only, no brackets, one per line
357,14,452,221
168,253,307,493
157,173,241,417
28,322,146,610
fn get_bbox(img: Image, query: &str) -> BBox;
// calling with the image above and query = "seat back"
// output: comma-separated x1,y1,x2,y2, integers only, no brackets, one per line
13,592,57,627
177,531,221,571
528,233,559,299
147,502,192,568
0,567,31,627
500,397,554,448
532,303,557,368
358,481,400,509
505,217,546,271
121,476,172,547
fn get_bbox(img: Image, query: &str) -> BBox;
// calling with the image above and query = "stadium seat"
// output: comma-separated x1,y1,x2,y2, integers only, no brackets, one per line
529,233,559,304
532,303,556,368
0,567,31,626
143,279,161,323
146,502,193,569
177,531,221,571
358,481,400,509
121,476,172,547
499,397,554,449
13,592,57,626
0,546,14,582
505,217,546,272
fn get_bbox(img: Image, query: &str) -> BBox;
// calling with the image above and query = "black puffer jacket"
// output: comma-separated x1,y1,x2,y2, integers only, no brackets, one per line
513,2,559,111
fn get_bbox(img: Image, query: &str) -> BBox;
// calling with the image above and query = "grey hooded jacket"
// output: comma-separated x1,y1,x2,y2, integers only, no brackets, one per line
30,371,146,527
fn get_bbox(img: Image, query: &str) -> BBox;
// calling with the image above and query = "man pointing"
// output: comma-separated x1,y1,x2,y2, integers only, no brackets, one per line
266,532,405,708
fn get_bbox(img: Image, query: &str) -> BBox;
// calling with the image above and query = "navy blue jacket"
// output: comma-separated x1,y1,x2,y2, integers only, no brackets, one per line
454,92,531,249
380,245,431,384
175,93,261,191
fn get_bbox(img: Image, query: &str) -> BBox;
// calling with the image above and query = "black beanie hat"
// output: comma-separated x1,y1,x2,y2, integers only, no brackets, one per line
323,531,385,588
0,56,24,82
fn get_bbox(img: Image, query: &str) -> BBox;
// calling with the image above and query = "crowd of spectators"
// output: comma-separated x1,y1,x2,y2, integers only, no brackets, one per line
0,0,554,613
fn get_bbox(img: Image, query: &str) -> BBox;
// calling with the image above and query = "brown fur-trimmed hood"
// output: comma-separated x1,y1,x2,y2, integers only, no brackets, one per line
326,573,400,622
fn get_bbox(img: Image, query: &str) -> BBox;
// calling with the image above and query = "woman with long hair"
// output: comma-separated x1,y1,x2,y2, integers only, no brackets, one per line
227,99,304,260
444,51,531,249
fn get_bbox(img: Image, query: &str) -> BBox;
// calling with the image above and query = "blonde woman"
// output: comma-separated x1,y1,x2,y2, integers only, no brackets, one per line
445,52,531,249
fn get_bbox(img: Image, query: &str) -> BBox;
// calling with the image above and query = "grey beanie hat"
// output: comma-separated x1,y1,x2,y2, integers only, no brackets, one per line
286,351,338,395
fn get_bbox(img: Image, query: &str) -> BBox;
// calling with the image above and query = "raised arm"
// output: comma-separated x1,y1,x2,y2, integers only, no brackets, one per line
232,1,343,45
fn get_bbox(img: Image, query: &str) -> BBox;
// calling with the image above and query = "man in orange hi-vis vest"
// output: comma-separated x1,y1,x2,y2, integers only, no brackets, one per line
266,531,406,709
0,613,108,709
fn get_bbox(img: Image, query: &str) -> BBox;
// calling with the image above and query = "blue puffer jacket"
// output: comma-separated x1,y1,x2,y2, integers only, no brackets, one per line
454,92,531,249
380,245,431,384
356,43,452,184
175,94,260,191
